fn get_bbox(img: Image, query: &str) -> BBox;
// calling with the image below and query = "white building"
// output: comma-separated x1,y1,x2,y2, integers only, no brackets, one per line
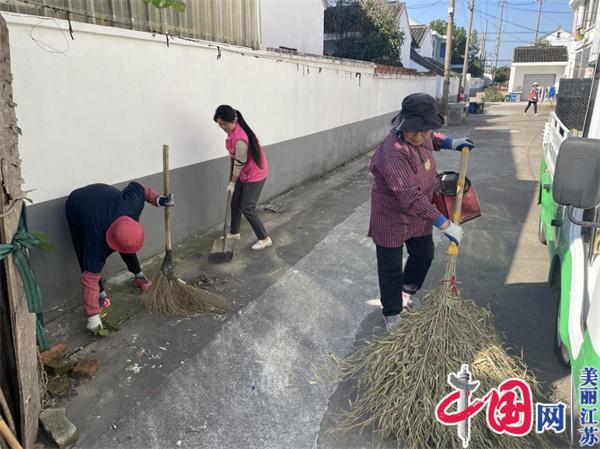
431,30,446,65
409,21,434,58
389,1,413,68
508,46,569,100
568,0,600,78
261,0,327,55
534,27,573,46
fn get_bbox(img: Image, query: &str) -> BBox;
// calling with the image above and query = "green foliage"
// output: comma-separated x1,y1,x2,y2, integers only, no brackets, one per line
494,66,511,83
483,86,505,102
143,0,186,12
429,20,479,64
325,0,404,63
468,58,483,77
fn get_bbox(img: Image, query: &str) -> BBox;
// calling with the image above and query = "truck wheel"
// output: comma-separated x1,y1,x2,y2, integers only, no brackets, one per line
538,215,547,245
553,282,570,367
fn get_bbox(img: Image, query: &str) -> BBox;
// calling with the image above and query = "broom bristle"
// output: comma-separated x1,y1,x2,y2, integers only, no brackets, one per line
328,271,567,449
142,271,230,316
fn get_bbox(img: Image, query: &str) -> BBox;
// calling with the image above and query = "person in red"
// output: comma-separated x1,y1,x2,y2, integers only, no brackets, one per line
524,82,539,115
65,182,174,333
368,93,474,330
213,105,272,250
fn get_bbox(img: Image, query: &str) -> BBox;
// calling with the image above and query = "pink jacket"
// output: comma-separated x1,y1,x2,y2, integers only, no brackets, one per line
368,132,446,247
226,124,268,183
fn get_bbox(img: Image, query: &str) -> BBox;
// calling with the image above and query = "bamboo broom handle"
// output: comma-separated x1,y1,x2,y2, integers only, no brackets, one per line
163,144,172,252
447,147,470,256
0,417,22,449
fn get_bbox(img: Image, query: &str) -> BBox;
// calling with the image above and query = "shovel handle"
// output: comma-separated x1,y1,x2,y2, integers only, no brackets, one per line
447,147,470,256
163,144,172,252
222,190,232,252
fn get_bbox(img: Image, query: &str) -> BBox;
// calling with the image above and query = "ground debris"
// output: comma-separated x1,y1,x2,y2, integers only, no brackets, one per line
263,201,285,213
39,408,79,449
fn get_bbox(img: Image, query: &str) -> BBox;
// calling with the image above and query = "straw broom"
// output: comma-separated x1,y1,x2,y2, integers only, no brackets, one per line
142,145,230,316
330,149,565,449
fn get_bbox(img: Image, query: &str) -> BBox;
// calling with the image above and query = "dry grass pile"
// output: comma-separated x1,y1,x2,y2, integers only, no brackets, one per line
330,260,565,449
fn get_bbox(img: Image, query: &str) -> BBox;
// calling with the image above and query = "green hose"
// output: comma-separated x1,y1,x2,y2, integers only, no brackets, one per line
0,204,50,350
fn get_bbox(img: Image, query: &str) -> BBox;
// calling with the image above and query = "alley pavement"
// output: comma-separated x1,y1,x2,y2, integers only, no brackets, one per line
45,102,570,449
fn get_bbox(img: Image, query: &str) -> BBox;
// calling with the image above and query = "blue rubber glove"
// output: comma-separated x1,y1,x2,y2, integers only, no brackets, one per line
433,214,464,245
438,136,475,151
157,193,174,207
451,137,475,151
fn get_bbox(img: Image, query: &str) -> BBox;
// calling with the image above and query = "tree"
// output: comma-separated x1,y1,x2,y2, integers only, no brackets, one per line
324,0,404,63
429,20,479,66
494,66,511,83
468,58,483,77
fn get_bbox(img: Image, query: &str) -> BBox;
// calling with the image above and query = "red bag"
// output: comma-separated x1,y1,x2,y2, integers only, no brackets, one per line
432,171,481,224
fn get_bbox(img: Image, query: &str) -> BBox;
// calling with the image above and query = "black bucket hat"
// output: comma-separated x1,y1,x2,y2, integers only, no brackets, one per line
392,93,445,133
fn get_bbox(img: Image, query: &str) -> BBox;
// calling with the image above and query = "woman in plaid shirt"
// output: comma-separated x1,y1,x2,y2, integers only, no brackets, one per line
368,93,474,330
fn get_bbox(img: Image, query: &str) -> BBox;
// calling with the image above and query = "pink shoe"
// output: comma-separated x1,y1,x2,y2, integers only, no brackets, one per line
133,276,152,292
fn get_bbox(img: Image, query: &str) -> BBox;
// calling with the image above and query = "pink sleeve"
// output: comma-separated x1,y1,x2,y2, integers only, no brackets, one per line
81,271,102,316
143,185,160,206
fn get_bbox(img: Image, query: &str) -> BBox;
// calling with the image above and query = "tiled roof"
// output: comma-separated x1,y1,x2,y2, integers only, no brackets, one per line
513,45,568,63
388,1,406,19
410,25,428,48
410,48,446,76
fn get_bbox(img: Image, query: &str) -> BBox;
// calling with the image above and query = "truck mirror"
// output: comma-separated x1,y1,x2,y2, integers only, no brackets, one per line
552,138,600,209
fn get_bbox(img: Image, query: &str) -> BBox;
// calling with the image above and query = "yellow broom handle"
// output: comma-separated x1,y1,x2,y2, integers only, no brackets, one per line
163,144,172,252
447,147,470,256
0,417,22,449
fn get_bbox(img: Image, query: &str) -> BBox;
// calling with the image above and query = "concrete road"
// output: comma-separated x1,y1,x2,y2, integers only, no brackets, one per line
46,103,569,449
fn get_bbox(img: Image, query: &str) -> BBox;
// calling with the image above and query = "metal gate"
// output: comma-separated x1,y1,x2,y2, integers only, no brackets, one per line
521,74,557,100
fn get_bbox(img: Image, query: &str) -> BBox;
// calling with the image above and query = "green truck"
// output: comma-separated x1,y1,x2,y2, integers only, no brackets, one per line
539,112,600,442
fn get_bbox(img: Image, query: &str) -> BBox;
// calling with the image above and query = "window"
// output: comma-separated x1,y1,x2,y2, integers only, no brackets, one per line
557,31,562,38
590,0,599,28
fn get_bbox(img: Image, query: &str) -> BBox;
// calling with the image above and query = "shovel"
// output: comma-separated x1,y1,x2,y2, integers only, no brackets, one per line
208,190,236,263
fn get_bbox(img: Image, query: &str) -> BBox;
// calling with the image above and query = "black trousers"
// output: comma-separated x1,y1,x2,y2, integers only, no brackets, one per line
376,235,435,316
230,179,268,240
524,101,538,113
67,218,141,293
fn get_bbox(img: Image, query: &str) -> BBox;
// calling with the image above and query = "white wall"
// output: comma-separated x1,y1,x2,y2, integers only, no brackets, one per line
508,63,568,93
416,29,434,58
260,0,325,55
540,28,573,46
398,8,412,68
5,13,446,205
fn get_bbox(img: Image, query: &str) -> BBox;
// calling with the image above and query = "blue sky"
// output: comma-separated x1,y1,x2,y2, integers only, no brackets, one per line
405,0,574,66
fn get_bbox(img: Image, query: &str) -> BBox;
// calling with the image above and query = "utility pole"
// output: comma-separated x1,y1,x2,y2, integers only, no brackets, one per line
493,0,505,76
481,19,488,75
534,0,543,42
442,0,456,119
459,0,475,102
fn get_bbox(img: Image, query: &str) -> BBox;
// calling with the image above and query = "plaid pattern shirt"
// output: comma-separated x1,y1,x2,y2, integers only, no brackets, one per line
368,131,446,248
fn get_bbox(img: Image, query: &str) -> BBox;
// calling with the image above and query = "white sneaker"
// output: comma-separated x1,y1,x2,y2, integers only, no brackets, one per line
86,314,103,333
220,233,240,240
251,237,272,250
402,292,422,311
383,313,402,330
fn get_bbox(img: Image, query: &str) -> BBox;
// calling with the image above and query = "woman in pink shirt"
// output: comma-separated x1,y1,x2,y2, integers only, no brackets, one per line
214,105,271,250
369,93,474,329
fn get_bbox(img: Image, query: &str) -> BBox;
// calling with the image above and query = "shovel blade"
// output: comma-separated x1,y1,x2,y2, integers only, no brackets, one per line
208,238,236,263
